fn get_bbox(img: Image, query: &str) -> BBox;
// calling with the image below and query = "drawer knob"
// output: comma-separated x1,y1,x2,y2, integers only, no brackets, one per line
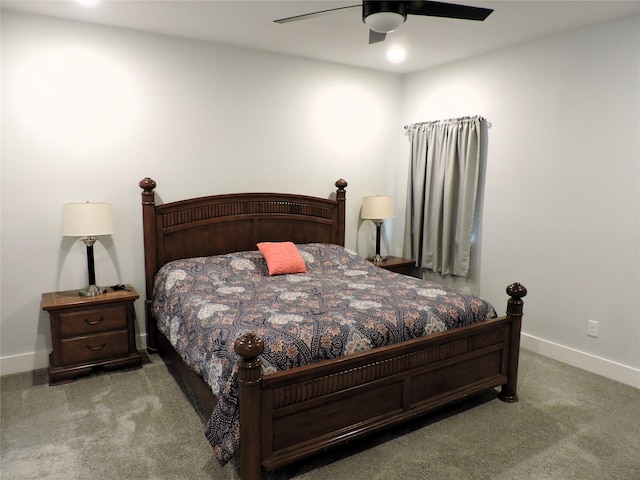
86,343,107,352
85,317,104,326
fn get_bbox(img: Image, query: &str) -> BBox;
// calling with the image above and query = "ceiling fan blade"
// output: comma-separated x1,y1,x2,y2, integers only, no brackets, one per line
406,1,493,21
369,29,387,44
274,4,360,24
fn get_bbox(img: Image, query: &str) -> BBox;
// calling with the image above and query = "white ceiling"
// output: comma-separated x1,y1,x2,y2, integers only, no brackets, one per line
2,0,640,73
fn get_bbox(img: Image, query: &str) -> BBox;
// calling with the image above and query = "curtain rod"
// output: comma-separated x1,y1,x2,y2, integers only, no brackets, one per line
404,115,491,129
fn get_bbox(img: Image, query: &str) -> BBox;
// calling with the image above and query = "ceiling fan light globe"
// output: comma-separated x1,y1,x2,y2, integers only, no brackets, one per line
364,12,406,33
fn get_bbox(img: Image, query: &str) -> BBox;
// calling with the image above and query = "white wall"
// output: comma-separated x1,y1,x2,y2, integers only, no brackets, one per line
0,11,402,374
2,11,638,388
399,15,640,386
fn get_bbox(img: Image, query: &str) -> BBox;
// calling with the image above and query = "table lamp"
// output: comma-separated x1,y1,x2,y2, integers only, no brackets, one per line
361,195,394,263
62,202,115,296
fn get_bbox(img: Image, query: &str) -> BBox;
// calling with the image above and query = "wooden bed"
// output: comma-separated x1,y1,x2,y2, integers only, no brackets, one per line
139,177,526,480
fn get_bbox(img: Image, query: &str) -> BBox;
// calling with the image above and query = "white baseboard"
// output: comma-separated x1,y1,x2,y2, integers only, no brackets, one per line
0,349,50,376
0,334,148,377
521,333,640,389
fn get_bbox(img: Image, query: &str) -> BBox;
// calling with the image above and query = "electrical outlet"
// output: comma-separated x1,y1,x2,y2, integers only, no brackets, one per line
587,319,599,338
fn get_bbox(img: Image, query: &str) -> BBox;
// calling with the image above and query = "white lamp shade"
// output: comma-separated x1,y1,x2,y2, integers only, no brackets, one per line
361,195,395,220
364,12,406,33
62,202,115,237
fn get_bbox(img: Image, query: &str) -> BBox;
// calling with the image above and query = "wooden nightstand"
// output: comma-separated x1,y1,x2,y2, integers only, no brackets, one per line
42,285,142,385
370,256,417,276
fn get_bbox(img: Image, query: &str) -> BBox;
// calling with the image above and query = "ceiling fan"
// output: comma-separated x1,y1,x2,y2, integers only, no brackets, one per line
274,1,493,44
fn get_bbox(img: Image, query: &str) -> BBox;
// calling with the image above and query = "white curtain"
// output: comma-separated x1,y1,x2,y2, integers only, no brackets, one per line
403,116,485,277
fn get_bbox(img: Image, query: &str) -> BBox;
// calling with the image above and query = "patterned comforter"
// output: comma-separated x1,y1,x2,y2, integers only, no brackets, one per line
152,243,496,464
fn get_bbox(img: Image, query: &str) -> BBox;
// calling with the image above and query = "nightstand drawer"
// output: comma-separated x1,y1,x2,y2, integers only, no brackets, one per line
384,263,415,276
59,305,127,337
60,330,129,365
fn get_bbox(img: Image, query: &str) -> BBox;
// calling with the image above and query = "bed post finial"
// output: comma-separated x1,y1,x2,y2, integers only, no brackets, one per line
499,282,527,403
140,177,157,200
235,332,265,363
234,332,265,480
506,282,527,307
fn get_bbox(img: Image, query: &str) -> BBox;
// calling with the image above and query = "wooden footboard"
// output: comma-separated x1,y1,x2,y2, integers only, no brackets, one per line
235,283,527,480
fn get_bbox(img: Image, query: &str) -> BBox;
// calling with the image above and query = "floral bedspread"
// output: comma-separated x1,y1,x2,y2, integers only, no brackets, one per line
152,243,496,464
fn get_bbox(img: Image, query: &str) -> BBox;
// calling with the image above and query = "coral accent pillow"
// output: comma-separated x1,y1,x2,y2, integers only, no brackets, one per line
257,241,307,276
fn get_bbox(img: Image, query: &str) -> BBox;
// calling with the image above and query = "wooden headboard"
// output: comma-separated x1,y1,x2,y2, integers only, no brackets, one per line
139,177,347,351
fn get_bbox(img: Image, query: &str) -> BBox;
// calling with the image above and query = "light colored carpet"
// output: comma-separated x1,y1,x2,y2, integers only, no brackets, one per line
1,350,638,479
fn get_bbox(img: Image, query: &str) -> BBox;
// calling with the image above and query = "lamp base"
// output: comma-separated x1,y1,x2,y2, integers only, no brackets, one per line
78,285,107,297
370,255,387,264
371,220,386,264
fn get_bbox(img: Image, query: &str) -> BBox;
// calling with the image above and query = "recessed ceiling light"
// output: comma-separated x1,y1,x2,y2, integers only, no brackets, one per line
75,0,100,6
386,46,407,64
